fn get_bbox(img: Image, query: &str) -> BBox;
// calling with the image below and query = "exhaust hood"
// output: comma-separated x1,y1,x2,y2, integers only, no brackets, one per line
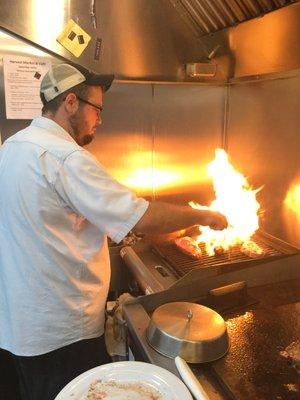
168,0,296,37
0,0,299,81
0,0,207,78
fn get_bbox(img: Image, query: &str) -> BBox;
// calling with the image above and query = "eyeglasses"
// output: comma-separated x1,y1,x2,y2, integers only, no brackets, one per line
76,96,103,114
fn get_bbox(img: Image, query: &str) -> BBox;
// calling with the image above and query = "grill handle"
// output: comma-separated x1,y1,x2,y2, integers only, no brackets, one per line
208,281,248,311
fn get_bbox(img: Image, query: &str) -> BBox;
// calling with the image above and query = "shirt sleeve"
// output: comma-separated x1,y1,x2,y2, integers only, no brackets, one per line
54,149,149,243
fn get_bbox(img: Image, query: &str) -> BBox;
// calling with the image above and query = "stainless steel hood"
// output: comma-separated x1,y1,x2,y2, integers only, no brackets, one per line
168,0,297,37
0,0,300,81
0,0,205,80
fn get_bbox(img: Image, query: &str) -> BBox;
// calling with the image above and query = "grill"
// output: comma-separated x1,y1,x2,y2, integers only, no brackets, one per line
123,275,300,400
153,233,285,278
121,233,300,400
120,230,300,294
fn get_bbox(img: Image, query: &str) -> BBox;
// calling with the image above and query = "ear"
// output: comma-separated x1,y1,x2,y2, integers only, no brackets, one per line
64,93,78,114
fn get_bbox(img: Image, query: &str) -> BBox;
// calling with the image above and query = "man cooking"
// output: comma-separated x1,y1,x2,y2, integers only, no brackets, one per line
0,63,227,400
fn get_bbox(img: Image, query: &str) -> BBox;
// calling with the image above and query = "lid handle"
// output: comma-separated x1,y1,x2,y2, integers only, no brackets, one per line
187,309,193,321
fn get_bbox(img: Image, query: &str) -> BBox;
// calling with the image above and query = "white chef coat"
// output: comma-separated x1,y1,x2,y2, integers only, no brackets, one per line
0,116,148,356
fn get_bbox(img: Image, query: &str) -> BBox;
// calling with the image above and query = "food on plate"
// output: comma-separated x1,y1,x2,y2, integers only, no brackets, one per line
85,379,164,400
240,241,265,258
174,237,202,259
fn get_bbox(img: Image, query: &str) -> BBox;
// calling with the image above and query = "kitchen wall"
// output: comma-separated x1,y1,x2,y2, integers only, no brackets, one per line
226,70,300,248
85,82,226,204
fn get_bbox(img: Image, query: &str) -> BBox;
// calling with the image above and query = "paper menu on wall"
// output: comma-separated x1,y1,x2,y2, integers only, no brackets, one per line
3,55,51,120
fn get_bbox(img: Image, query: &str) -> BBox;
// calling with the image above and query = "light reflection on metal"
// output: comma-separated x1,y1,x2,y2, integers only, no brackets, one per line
111,163,211,197
234,9,290,78
32,0,65,50
109,2,150,77
242,311,254,322
0,30,49,57
124,167,182,191
110,150,183,192
110,148,210,196
284,183,300,214
284,182,300,245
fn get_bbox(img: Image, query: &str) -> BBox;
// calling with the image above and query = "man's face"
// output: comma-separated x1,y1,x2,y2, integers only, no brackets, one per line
69,86,103,146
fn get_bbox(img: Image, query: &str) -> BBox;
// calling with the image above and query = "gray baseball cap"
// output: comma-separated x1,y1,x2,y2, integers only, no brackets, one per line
40,63,114,103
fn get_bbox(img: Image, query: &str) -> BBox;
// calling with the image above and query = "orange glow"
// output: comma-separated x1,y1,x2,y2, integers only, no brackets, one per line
109,150,209,196
283,182,300,244
284,184,300,214
190,149,263,256
124,168,181,190
242,311,254,322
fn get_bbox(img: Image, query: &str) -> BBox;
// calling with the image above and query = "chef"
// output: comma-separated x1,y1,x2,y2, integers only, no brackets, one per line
0,63,227,400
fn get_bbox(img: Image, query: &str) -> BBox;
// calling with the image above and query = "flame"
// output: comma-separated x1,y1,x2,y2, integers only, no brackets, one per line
190,149,262,256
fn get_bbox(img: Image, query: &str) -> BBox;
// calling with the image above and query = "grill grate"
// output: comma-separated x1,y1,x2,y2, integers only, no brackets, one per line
153,235,285,278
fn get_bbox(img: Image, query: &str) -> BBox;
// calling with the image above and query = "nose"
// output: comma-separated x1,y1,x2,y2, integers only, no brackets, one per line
96,112,102,126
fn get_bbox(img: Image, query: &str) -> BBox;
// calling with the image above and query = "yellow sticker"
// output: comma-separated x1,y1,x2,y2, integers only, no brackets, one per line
56,19,91,58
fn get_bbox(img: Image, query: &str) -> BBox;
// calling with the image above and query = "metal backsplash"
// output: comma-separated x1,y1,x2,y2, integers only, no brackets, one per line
85,82,226,203
226,70,300,248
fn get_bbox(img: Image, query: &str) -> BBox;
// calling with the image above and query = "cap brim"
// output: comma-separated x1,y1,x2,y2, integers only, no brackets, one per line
72,63,114,92
85,73,114,92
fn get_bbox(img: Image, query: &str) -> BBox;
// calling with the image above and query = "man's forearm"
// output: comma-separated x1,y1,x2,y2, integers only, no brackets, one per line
133,201,227,235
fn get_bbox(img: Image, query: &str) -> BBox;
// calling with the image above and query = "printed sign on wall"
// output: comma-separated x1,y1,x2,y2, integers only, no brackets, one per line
3,55,51,120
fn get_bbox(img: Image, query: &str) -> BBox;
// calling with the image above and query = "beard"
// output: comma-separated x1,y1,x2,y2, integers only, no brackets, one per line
69,112,94,147
80,133,94,146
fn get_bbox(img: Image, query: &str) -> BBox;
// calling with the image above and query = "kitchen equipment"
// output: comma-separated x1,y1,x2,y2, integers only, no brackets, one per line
123,263,300,400
121,231,300,294
147,302,229,363
175,356,210,400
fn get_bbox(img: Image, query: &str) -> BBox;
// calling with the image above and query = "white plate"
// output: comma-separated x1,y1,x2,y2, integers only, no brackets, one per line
55,361,193,400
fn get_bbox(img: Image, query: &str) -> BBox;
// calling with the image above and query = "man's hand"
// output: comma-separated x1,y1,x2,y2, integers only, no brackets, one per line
133,201,228,235
202,210,228,230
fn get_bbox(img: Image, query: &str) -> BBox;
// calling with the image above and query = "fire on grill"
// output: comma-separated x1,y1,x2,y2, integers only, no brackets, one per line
178,149,265,258
120,149,300,292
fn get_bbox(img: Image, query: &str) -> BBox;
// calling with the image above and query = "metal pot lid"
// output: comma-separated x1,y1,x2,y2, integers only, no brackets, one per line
150,302,226,343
